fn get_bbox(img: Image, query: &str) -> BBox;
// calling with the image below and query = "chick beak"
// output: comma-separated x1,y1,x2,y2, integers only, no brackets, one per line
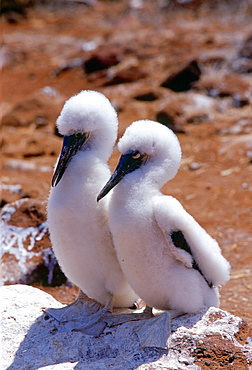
52,132,88,187
97,150,146,202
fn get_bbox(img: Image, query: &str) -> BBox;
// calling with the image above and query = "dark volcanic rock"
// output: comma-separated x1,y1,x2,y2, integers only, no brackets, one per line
156,111,185,133
85,48,122,73
239,34,252,59
161,60,201,92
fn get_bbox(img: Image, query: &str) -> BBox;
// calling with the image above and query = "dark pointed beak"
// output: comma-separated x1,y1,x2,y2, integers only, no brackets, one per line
97,160,126,202
52,133,89,187
97,150,147,202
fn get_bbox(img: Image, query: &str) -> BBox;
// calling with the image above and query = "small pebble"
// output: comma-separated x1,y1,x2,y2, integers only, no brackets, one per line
189,162,200,171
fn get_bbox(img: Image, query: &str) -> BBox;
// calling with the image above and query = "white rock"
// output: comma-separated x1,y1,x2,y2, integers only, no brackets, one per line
1,285,251,370
1,285,63,370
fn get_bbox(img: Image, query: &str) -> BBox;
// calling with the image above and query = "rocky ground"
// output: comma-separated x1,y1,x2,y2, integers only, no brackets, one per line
1,285,252,370
2,0,252,329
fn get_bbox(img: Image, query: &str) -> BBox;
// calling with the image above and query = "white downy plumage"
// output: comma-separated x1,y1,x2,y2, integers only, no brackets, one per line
47,91,138,322
98,119,230,315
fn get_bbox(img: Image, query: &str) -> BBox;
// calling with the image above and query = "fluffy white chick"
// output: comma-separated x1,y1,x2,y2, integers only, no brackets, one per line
47,91,138,324
98,119,230,315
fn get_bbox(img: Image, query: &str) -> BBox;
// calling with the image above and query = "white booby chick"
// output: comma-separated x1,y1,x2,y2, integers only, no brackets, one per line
47,91,138,326
97,120,230,316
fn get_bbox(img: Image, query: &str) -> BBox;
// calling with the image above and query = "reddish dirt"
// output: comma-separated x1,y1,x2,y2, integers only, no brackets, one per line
2,1,252,326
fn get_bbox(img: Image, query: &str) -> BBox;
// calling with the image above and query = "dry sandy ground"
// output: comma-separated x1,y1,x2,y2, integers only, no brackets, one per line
2,0,252,325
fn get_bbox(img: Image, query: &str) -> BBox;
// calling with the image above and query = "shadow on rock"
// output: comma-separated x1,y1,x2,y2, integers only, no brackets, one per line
4,285,171,370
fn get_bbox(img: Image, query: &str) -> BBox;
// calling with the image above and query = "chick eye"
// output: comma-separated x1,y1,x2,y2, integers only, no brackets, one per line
75,132,82,138
132,151,141,159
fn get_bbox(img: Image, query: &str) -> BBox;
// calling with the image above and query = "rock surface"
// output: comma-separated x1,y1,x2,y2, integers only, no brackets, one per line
1,285,252,370
1,199,66,286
